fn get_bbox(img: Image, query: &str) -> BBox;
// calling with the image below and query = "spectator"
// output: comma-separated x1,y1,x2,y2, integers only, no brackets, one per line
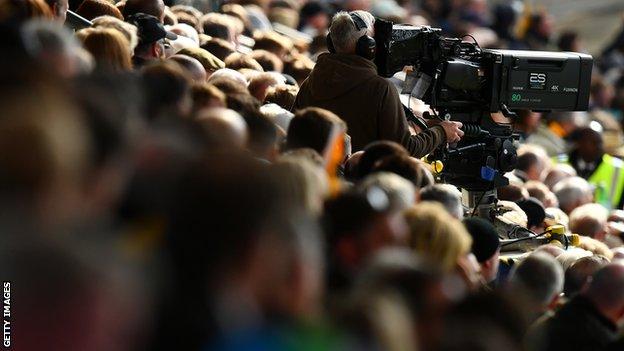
127,13,177,67
76,0,123,20
508,252,564,322
563,255,609,298
463,217,501,284
79,28,133,72
420,184,463,219
531,264,624,351
285,107,347,160
569,203,609,240
195,108,248,149
123,0,165,22
92,15,139,51
405,202,472,273
357,172,416,211
372,154,434,189
43,0,68,22
553,176,594,214
141,60,192,120
568,127,624,209
170,54,206,81
191,82,226,113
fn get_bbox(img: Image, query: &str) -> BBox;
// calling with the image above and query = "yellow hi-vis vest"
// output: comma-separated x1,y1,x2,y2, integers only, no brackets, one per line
552,154,624,209
588,154,624,210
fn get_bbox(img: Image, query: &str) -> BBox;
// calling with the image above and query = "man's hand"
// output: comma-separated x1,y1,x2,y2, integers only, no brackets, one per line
440,120,464,143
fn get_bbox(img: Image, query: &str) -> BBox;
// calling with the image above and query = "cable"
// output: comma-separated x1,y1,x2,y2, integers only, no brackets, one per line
461,34,481,50
501,230,548,247
470,191,487,217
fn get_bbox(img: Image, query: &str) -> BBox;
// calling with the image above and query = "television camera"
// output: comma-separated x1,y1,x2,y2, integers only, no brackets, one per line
373,19,593,249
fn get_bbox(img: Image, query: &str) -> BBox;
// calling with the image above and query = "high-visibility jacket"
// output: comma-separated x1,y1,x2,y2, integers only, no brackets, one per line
554,154,624,209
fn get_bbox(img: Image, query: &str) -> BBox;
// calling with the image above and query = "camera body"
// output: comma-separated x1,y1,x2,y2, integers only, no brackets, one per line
374,19,593,191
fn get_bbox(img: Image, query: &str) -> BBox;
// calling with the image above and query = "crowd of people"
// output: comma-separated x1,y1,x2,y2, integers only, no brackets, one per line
2,0,624,350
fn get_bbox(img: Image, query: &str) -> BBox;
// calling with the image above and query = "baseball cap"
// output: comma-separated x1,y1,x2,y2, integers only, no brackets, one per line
126,13,177,46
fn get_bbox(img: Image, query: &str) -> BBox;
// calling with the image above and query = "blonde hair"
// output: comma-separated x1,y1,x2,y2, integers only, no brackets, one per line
272,156,329,215
92,15,139,51
79,27,132,72
404,202,472,272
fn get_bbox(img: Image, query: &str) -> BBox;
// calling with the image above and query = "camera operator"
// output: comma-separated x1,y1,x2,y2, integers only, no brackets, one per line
293,11,463,157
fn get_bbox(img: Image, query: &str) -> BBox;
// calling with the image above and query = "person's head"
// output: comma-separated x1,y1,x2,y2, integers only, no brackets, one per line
272,156,328,214
250,49,283,72
43,0,68,22
553,176,594,214
517,197,547,232
92,15,139,51
286,107,346,158
20,19,84,78
524,180,558,208
176,47,225,76
200,13,236,43
253,31,293,59
327,10,374,54
357,141,407,179
169,54,206,82
224,52,264,72
168,23,199,43
173,12,200,33
80,27,132,72
283,53,315,85
572,126,604,162
372,154,434,190
405,202,472,272
141,60,192,120
508,251,563,316
463,217,501,282
584,264,624,325
242,110,279,162
569,203,609,241
200,37,236,61
544,163,577,190
190,82,226,114
564,255,609,298
248,72,282,101
557,30,581,52
357,172,416,212
324,188,405,282
195,108,248,149
76,0,123,20
123,0,165,22
516,144,548,181
420,184,463,219
127,13,177,61
264,84,298,109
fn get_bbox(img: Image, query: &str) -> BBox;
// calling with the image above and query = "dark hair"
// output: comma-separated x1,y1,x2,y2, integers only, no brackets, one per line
372,154,433,188
557,30,578,52
123,0,165,20
209,77,248,95
358,141,407,179
286,107,345,155
76,0,123,20
141,61,192,120
200,38,235,61
242,110,278,158
226,93,261,116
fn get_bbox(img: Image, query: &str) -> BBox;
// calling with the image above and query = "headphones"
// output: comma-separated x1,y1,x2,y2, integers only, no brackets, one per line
327,12,376,60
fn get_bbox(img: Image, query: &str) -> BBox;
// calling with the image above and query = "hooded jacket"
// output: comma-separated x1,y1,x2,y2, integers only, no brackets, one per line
293,53,445,156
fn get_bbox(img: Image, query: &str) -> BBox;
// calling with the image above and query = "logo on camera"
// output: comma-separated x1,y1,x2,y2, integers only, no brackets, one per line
529,73,547,90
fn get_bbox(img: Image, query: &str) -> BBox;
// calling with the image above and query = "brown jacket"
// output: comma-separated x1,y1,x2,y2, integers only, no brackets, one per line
293,53,445,157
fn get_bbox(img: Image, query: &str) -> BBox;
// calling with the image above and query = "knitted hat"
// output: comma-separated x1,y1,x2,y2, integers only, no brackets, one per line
463,217,501,263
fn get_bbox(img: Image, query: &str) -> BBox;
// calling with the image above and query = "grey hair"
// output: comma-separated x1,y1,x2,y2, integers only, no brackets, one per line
357,172,416,211
510,251,564,308
419,184,463,219
21,19,82,59
328,11,374,54
553,176,593,213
